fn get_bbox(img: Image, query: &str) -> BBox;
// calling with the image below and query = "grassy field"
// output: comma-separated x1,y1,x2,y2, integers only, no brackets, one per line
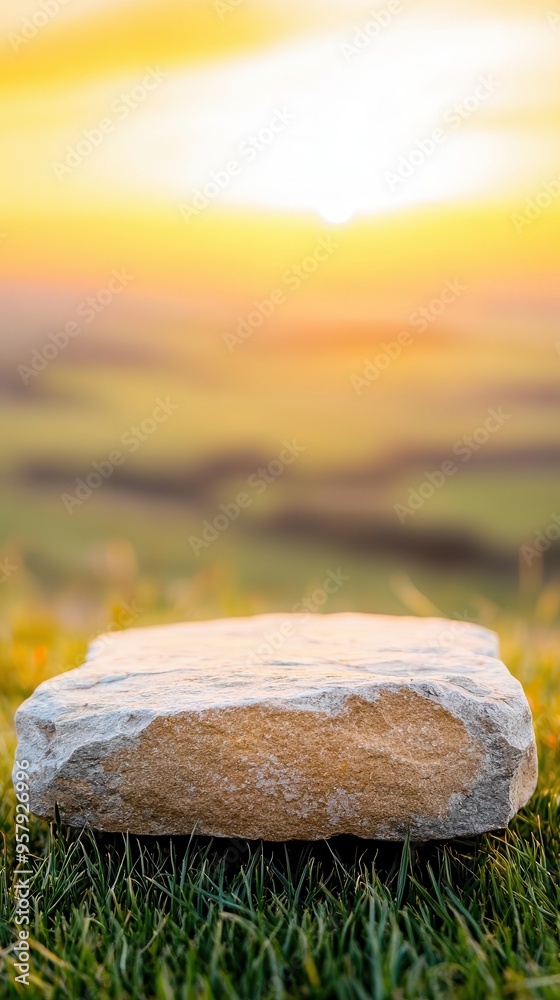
1,313,560,997
2,324,560,627
1,585,559,999
2,12,560,991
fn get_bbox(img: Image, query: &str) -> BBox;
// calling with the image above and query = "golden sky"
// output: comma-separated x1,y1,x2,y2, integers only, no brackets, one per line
1,0,559,321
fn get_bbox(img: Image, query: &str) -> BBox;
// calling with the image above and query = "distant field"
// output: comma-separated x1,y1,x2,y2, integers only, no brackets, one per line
2,316,560,996
2,337,560,993
2,323,559,596
3,325,560,470
1,586,559,998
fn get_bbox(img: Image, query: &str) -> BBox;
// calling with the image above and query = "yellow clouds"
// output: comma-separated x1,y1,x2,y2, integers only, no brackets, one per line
0,0,300,90
2,1,559,218
1,0,559,311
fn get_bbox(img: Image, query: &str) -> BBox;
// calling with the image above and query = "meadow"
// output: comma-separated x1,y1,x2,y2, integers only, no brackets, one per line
1,563,560,998
3,0,560,992
1,283,559,998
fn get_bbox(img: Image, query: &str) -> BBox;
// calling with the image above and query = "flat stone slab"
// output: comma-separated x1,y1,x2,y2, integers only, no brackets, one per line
15,614,537,841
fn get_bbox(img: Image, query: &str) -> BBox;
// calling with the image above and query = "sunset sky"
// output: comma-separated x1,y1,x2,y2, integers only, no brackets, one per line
1,0,560,609
1,0,559,331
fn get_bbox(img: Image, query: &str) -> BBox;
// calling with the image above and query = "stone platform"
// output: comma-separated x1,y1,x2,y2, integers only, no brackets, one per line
14,613,537,840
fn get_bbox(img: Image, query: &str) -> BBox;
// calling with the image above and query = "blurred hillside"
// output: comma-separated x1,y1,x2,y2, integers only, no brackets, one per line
1,293,559,618
1,0,559,626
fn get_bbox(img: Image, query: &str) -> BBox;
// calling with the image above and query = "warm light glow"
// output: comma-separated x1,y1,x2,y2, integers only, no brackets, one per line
318,205,356,226
0,0,558,308
129,18,551,220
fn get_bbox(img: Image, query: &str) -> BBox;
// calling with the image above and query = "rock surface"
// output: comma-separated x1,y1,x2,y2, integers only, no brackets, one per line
15,614,537,840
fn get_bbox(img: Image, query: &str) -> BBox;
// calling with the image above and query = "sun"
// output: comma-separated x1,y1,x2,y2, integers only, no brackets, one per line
318,204,356,226
101,14,543,220
20,8,554,225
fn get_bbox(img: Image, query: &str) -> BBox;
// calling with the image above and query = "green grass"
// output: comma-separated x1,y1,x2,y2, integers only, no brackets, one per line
1,596,559,999
2,812,560,1000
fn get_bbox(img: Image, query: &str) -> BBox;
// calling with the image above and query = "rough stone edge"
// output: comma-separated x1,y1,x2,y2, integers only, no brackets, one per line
14,682,538,840
13,616,538,840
